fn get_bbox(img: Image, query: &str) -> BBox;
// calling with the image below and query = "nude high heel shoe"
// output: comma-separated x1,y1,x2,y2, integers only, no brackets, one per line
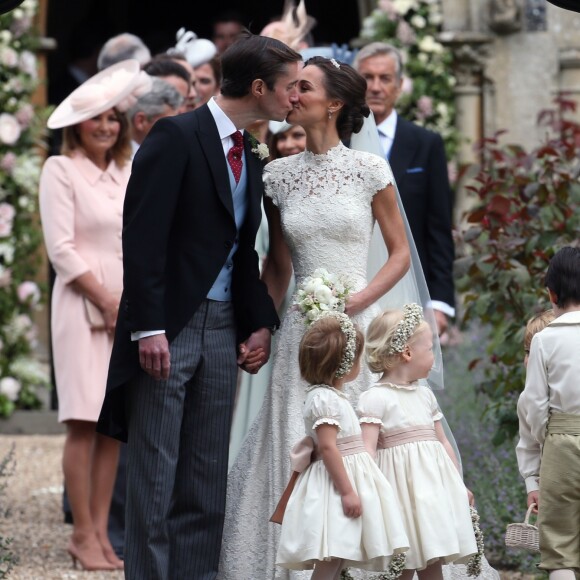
67,539,116,571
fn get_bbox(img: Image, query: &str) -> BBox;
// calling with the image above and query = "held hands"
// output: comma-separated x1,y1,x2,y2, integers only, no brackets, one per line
527,490,539,513
341,490,362,518
238,327,272,374
139,334,171,380
433,309,449,336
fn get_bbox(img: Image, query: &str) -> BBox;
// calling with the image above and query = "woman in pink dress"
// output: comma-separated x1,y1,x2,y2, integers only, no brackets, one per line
39,60,150,571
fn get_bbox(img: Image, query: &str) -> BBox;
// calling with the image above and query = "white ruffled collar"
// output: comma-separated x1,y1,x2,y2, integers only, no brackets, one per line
373,381,419,391
306,383,350,399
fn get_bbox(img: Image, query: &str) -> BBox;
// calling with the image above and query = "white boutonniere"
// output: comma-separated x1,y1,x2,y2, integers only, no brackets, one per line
248,134,269,161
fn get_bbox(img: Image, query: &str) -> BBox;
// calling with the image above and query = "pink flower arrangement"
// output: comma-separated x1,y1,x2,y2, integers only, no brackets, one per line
17,280,40,305
0,152,17,173
417,95,434,118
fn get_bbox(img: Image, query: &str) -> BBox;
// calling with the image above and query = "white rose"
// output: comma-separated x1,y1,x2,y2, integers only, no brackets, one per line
393,0,416,15
419,36,444,54
0,31,12,44
0,114,21,145
0,377,21,402
0,47,19,68
19,51,37,78
410,14,426,28
314,286,333,305
304,277,323,293
306,306,320,321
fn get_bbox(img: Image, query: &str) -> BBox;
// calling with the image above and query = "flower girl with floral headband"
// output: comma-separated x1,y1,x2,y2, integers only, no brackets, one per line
274,311,409,579
359,304,477,580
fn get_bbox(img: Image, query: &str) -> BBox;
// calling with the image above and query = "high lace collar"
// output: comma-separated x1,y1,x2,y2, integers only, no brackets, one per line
302,141,345,165
306,383,350,399
373,380,419,391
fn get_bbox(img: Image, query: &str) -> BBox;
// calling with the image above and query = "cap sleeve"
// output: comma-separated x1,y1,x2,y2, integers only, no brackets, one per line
362,154,394,200
263,161,280,207
426,389,443,422
357,387,386,426
306,390,342,432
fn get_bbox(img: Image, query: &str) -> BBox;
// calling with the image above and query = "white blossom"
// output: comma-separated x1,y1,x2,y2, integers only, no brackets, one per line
392,0,416,15
410,14,427,29
0,377,21,402
0,46,18,67
0,113,21,145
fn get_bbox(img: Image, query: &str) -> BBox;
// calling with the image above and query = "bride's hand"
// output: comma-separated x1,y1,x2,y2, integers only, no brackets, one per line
344,292,366,317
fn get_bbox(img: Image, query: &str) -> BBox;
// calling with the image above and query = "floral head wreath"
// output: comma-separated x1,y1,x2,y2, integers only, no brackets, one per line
313,310,356,378
386,303,424,355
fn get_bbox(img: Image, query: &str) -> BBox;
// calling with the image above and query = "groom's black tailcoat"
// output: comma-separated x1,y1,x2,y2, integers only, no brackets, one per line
97,104,279,441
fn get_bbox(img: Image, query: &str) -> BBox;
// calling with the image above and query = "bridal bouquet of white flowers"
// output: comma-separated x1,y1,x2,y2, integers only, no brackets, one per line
294,268,350,324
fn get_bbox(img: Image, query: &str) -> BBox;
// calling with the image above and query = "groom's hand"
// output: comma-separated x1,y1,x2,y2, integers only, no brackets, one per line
238,328,272,374
139,334,171,380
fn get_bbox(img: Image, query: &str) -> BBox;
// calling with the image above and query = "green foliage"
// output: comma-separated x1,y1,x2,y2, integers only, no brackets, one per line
455,96,580,442
360,0,459,161
0,445,16,577
0,0,50,417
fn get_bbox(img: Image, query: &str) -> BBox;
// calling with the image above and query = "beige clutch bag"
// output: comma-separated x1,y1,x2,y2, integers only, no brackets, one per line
83,292,121,330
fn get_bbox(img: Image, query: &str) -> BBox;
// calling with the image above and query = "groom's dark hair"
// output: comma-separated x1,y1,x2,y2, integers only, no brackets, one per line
220,31,302,98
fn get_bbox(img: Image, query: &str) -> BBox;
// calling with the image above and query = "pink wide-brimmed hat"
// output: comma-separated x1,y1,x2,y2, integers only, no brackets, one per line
47,59,152,129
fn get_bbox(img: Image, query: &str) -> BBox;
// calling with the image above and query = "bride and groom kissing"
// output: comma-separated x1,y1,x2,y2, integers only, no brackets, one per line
97,31,411,580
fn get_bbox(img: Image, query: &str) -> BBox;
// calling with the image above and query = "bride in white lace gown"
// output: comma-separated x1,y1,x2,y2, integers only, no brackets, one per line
219,58,409,579
220,58,499,580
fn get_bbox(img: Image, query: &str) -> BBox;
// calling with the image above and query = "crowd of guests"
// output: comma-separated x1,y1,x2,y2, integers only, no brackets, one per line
37,3,580,579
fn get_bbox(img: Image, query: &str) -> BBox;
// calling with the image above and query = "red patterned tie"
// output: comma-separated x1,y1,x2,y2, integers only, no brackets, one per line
227,130,244,183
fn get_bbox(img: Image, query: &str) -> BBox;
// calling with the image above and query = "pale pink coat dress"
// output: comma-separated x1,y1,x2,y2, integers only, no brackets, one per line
39,152,130,422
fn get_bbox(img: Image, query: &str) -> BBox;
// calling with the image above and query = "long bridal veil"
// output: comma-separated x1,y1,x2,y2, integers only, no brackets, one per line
351,113,445,390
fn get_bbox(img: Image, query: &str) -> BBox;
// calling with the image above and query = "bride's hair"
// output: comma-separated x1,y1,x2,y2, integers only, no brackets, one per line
304,56,370,140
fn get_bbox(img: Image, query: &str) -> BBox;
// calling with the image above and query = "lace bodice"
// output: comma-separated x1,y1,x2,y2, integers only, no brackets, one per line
264,142,393,291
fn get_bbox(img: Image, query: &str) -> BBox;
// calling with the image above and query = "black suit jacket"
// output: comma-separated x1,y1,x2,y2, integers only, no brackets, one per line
389,117,455,309
97,105,279,441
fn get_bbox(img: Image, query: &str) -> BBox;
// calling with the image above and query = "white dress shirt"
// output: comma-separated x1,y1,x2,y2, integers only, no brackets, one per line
516,310,580,492
376,110,397,159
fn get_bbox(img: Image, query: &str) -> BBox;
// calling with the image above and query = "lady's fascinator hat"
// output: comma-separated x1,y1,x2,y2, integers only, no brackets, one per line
47,59,152,130
169,28,217,68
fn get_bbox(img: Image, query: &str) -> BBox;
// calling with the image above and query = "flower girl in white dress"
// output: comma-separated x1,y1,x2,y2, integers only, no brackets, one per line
275,311,409,580
358,304,477,580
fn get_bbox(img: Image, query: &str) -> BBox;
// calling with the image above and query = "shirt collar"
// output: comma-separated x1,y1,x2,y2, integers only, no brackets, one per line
71,151,126,186
549,310,580,325
376,109,397,140
207,97,242,141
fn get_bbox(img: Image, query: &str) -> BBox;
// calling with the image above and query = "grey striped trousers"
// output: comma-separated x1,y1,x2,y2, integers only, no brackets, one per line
125,300,238,580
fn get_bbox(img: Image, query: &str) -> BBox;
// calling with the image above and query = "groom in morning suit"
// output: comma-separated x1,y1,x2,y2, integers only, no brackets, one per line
355,42,456,335
97,33,302,580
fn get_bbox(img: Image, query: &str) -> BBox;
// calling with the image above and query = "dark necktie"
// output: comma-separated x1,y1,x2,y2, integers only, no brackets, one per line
227,130,244,183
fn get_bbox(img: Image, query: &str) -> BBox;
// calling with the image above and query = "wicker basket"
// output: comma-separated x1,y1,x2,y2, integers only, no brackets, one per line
505,503,540,552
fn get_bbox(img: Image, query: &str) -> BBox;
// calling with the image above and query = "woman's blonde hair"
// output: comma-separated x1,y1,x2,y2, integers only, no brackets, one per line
61,108,132,167
524,309,555,353
299,317,364,385
365,309,430,374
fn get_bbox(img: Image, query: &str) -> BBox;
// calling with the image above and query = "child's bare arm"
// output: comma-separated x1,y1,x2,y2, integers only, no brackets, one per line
317,424,362,518
360,423,380,458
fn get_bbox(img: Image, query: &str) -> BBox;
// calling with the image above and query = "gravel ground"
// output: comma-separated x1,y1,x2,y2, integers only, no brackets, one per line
0,434,534,580
0,435,123,580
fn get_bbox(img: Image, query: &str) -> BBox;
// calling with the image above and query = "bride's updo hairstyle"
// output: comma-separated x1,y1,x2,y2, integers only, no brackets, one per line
304,56,370,140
